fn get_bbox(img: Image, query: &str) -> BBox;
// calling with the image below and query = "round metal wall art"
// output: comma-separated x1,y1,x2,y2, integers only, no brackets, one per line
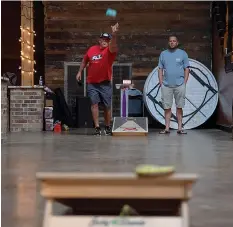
143,58,219,130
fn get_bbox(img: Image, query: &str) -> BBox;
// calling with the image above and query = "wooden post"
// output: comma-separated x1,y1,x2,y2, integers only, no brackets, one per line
20,0,35,86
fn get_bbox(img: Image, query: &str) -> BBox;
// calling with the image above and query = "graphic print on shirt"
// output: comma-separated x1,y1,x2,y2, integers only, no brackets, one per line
91,54,103,61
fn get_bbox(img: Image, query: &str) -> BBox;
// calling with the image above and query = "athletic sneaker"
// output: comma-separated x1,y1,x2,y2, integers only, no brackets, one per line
104,126,112,136
94,127,101,136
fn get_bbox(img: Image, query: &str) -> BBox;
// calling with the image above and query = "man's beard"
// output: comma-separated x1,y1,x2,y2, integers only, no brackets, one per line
168,45,178,50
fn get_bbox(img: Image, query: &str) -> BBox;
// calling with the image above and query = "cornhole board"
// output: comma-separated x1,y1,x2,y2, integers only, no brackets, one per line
113,82,148,136
112,117,148,136
36,172,198,227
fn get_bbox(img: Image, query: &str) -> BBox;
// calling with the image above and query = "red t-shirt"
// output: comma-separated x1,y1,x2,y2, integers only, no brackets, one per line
83,45,117,84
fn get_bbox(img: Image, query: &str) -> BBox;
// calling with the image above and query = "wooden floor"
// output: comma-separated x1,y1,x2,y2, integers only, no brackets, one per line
1,129,233,227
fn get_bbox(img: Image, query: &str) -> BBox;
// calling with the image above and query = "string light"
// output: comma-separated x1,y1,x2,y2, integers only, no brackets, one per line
19,38,35,48
20,26,36,35
19,2,36,79
19,66,37,73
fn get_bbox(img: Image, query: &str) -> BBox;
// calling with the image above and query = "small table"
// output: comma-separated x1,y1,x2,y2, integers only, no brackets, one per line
37,172,198,227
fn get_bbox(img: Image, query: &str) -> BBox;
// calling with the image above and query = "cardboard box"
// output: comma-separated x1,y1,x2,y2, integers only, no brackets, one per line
44,107,53,119
45,119,54,131
46,99,53,107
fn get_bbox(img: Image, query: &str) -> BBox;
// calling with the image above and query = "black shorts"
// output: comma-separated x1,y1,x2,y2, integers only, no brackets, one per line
87,81,112,109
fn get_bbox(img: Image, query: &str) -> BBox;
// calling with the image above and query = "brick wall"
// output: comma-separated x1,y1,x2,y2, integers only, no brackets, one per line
1,78,9,143
9,86,44,132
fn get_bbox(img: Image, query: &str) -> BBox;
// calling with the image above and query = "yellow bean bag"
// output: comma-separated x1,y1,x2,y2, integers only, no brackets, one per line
135,164,175,177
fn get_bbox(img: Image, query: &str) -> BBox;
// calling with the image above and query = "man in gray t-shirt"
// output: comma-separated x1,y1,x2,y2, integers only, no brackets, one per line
158,35,190,134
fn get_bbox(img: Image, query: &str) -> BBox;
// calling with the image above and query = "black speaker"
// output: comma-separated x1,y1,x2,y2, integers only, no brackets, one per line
54,88,74,127
76,97,93,128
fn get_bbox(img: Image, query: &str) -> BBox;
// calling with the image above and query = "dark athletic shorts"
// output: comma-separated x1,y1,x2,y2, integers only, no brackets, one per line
87,80,112,109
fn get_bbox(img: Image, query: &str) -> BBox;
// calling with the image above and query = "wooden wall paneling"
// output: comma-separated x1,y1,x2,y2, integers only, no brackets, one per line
43,1,212,121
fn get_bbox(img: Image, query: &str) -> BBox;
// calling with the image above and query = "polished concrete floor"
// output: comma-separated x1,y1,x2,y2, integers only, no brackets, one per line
1,129,233,227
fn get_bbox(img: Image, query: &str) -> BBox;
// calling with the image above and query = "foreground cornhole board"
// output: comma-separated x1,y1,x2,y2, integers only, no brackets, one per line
36,172,198,227
112,117,148,136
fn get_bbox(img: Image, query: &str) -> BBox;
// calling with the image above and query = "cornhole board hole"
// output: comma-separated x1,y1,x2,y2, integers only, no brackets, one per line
36,172,198,227
113,82,148,136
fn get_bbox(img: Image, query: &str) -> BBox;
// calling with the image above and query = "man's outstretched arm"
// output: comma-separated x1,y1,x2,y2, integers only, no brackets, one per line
109,23,119,53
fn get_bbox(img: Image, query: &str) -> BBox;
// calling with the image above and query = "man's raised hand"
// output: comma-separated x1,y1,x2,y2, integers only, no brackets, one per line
111,22,119,34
